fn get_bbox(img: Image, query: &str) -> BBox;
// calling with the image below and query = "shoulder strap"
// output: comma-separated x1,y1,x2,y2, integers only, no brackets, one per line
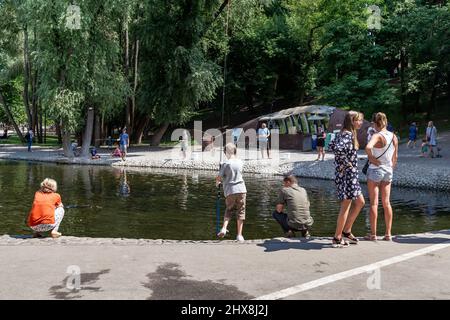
376,134,394,159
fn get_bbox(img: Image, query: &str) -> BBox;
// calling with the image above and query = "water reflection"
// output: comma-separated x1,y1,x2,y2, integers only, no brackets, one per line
116,168,130,198
0,161,449,240
179,173,188,211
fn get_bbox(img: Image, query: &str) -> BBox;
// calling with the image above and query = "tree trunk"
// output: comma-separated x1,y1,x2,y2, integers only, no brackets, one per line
0,90,24,141
428,71,439,117
94,113,101,148
414,92,420,115
132,114,150,144
22,26,33,129
61,120,74,158
124,16,132,134
81,107,95,158
32,69,40,141
400,48,407,115
132,38,139,132
38,104,44,143
150,123,170,146
55,122,62,144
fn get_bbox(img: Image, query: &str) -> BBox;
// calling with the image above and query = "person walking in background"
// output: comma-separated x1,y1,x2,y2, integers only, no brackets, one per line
407,122,418,149
216,143,247,242
25,129,34,152
328,111,365,248
316,127,326,161
118,128,129,161
426,121,438,158
27,178,65,238
180,130,189,160
258,123,271,159
365,112,398,241
272,175,314,238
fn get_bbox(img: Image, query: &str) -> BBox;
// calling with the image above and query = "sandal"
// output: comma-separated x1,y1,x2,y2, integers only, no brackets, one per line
332,237,349,248
285,230,295,238
342,231,359,244
382,235,393,241
364,234,378,241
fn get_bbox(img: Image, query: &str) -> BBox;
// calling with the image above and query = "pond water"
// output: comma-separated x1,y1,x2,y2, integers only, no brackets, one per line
0,160,449,240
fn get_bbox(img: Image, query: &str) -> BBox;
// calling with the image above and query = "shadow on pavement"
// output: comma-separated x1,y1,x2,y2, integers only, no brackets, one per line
257,238,327,252
8,234,34,239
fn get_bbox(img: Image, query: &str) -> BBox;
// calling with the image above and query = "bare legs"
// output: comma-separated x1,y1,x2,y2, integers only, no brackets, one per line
218,218,230,237
317,147,325,160
218,218,244,238
237,219,244,237
368,179,379,237
334,195,365,239
380,181,393,237
368,179,393,238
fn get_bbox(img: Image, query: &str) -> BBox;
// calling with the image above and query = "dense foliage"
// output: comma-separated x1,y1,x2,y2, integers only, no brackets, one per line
0,0,448,155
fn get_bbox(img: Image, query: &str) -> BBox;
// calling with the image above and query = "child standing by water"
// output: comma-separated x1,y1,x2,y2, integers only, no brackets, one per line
216,143,247,242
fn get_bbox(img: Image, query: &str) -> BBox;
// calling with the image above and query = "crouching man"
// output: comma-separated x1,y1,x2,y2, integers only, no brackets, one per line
272,175,314,238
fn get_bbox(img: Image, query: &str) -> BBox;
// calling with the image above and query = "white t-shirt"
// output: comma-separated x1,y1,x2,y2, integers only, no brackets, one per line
219,158,247,197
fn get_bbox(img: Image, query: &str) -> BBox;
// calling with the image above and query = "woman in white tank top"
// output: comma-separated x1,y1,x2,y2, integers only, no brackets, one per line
365,113,398,241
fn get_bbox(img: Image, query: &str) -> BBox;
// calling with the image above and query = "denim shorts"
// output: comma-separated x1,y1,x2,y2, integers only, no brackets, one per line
367,166,393,183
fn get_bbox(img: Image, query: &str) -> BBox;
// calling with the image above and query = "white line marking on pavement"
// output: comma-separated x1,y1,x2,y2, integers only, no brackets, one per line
254,240,450,300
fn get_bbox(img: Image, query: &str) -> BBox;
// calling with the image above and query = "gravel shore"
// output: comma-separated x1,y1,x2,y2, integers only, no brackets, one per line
1,132,449,191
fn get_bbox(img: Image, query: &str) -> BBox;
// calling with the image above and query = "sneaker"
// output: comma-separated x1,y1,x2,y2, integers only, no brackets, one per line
236,235,245,242
217,228,228,238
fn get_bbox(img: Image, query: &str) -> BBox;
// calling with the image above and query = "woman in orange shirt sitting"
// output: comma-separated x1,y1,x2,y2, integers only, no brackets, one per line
27,178,65,238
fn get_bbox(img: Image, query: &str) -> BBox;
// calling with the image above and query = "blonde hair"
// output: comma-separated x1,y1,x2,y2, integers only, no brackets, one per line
342,111,363,150
40,178,57,193
374,112,387,130
224,142,237,156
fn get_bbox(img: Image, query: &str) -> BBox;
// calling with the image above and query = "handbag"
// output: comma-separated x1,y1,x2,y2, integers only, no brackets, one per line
362,136,394,175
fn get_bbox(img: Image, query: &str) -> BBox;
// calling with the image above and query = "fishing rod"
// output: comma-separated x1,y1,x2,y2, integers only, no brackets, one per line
215,0,232,236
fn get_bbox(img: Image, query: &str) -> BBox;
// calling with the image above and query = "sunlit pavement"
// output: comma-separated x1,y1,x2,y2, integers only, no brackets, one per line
1,230,449,300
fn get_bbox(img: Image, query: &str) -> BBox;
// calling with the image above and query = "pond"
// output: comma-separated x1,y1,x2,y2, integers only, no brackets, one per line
0,160,449,240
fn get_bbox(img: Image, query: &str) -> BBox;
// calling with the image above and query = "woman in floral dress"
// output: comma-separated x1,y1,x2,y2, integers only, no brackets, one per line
328,111,365,248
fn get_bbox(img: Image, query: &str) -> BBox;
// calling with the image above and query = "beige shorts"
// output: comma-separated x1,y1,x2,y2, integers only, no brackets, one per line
225,193,246,220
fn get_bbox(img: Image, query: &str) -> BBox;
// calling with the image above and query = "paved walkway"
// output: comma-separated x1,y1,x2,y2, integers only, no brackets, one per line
1,230,449,300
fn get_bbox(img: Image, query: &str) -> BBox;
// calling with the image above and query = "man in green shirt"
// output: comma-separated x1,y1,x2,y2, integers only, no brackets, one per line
272,175,314,238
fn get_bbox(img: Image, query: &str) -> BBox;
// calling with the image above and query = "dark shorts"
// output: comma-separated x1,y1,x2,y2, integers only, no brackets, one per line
317,139,325,147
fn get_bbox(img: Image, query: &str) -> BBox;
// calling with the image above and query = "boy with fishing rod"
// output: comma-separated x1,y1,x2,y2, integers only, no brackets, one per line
215,143,247,242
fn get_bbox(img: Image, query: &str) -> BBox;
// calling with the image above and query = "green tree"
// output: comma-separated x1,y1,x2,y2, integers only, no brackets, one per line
137,0,223,145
